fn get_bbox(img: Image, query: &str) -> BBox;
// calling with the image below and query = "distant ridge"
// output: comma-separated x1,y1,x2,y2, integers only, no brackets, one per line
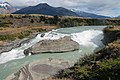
116,15,120,18
13,3,79,17
71,9,110,18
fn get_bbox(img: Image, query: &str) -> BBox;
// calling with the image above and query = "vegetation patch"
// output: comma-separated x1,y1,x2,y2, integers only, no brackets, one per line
0,14,120,28
56,55,120,80
0,26,48,42
55,35,120,80
17,30,32,39
0,34,16,41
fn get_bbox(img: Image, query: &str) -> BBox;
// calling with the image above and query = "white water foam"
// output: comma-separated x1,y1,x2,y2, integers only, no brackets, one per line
71,30,104,47
0,29,104,64
0,30,68,64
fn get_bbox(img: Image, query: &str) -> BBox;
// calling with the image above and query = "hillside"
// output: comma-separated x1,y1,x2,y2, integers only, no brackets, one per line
0,14,120,28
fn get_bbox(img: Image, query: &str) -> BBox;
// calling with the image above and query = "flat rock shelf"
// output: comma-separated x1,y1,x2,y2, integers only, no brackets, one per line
6,58,74,80
24,36,79,55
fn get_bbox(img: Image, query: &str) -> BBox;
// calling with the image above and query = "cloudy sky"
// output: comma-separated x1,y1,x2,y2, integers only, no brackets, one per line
2,0,120,17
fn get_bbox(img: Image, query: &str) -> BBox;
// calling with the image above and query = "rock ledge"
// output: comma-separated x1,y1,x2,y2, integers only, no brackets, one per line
6,59,74,80
24,36,79,55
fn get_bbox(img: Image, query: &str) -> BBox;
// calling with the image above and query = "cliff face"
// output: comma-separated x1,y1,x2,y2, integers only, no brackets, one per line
102,26,120,44
97,40,120,60
99,26,120,59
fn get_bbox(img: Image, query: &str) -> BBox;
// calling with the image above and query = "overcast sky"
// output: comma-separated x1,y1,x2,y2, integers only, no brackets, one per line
2,0,120,17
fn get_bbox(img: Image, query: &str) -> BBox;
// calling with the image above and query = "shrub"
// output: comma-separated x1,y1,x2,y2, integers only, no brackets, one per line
56,54,120,80
9,15,13,18
18,30,32,39
0,35,16,41
37,28,46,32
30,19,34,23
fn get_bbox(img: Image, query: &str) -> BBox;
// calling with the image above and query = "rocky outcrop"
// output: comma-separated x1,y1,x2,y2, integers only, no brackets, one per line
102,26,120,44
6,59,74,80
0,38,29,53
24,36,79,55
97,26,120,60
96,40,120,60
0,32,40,54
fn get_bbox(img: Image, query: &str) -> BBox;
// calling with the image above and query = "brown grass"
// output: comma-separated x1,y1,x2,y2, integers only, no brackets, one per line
0,41,6,46
0,26,57,46
0,26,57,35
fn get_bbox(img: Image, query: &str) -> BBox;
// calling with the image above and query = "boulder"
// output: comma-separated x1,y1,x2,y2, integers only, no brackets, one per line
24,36,79,55
24,47,32,56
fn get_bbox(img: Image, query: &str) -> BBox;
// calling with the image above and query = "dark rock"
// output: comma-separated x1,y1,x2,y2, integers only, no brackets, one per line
24,47,32,56
41,33,45,37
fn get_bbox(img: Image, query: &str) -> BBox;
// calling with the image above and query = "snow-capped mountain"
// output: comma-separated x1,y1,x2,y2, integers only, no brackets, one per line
71,9,110,18
0,2,11,9
0,2,16,14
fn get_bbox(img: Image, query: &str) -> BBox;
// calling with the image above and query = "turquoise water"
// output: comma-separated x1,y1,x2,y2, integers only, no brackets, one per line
57,26,106,34
0,26,106,80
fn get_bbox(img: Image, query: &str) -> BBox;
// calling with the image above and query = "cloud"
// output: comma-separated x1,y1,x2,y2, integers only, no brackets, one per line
1,0,120,16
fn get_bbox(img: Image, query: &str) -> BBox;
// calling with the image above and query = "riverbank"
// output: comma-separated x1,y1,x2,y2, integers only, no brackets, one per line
0,26,57,53
6,58,74,80
53,26,120,80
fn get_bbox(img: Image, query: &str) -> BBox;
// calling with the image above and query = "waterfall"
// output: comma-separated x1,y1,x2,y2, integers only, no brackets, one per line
71,30,104,47
0,29,104,64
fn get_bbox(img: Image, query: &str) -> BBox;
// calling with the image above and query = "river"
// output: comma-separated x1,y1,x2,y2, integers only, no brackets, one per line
0,26,106,80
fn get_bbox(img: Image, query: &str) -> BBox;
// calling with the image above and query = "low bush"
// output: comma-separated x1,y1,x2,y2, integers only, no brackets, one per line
18,30,32,39
56,54,120,80
0,34,16,41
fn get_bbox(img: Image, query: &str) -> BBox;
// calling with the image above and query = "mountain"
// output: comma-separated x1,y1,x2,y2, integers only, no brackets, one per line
13,3,78,16
13,3,111,18
0,2,16,14
71,9,110,18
